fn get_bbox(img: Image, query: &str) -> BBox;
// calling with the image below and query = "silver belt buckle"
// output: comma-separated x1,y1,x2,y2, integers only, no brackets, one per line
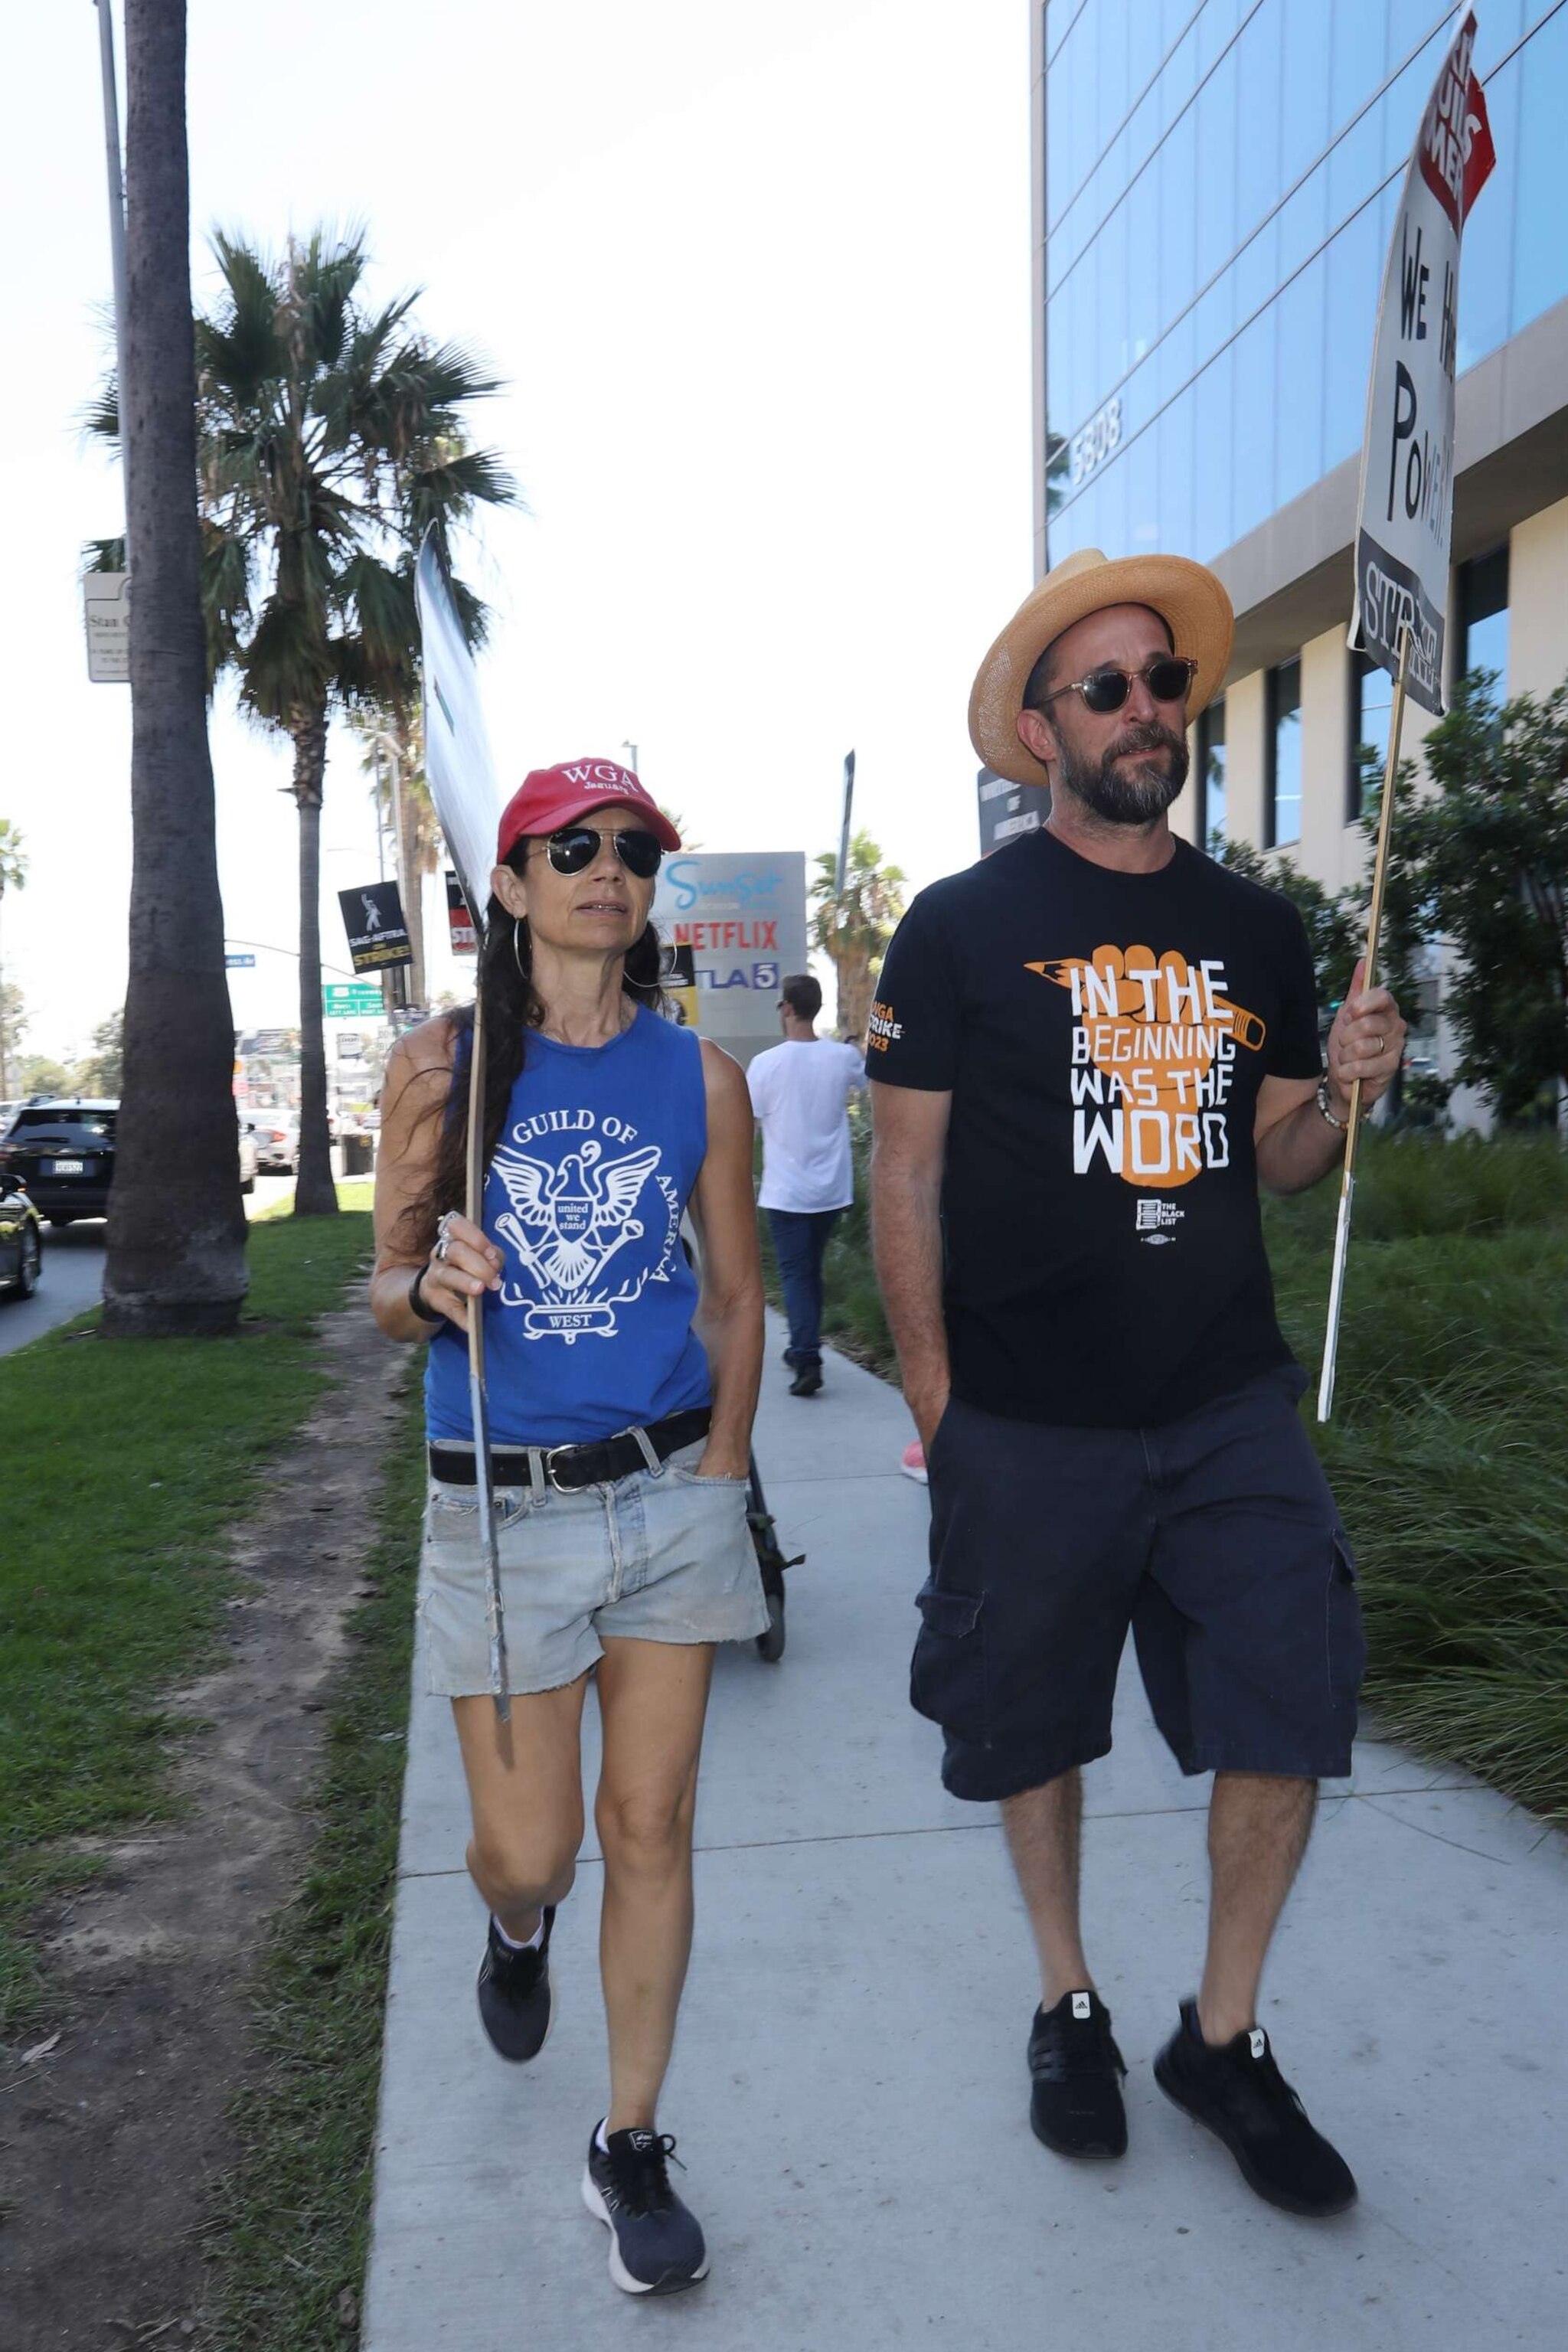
544,1443,581,1494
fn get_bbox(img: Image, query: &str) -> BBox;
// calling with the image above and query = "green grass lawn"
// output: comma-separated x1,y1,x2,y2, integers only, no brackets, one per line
0,1209,377,2040
799,1124,1568,1822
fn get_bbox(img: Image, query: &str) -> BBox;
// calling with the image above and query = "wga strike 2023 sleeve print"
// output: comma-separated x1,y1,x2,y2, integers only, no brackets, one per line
867,827,1323,1430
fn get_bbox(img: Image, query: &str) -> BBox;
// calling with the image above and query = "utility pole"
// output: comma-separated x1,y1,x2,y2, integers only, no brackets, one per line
370,733,410,1011
93,0,132,545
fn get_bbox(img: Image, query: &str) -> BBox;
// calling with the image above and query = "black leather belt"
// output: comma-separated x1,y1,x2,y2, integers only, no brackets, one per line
428,1406,713,1494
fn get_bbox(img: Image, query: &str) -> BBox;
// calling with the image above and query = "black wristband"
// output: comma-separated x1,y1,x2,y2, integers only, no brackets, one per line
407,1262,443,1329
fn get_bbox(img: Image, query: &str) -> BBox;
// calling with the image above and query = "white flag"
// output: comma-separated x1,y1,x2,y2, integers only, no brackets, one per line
415,530,505,938
1348,11,1495,714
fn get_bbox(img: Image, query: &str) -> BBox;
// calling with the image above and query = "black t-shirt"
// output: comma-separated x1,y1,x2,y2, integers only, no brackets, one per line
867,827,1323,1429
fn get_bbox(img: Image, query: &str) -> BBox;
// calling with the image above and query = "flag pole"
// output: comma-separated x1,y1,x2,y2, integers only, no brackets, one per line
464,979,510,1717
415,529,511,1717
1317,620,1412,1423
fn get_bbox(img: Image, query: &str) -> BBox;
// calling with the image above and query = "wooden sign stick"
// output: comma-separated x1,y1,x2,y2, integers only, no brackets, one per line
1318,622,1412,1423
464,982,510,1717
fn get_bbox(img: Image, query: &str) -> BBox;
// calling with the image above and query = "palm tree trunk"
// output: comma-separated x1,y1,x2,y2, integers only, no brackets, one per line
103,0,247,1338
292,708,338,1216
398,783,426,1008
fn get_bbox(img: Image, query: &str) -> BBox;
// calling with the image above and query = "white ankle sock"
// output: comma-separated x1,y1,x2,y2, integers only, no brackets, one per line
492,1910,545,1953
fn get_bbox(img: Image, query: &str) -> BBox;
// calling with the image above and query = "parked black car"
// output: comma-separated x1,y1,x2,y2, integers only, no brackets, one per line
0,1171,43,1297
0,1099,117,1225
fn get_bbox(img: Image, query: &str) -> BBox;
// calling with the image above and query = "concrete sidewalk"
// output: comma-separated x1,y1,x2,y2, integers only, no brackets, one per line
364,1326,1566,2351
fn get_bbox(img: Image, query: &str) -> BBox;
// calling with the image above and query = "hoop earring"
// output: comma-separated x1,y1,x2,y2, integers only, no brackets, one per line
511,917,527,982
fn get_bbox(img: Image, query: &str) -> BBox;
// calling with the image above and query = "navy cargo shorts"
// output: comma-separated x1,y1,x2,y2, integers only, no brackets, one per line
912,1367,1366,1803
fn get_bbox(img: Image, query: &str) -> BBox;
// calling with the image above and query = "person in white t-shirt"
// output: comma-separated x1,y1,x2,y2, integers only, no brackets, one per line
746,974,865,1396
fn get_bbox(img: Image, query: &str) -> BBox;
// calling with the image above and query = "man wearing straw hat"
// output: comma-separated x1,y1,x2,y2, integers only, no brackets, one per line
868,549,1405,2216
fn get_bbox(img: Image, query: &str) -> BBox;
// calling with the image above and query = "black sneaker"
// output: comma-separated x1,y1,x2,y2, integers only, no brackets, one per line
475,1909,554,2062
582,2123,709,2295
1154,2000,1357,2216
1028,1988,1128,2156
789,1364,823,1396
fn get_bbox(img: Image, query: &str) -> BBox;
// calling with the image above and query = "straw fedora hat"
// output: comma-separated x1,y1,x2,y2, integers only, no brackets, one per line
969,547,1235,792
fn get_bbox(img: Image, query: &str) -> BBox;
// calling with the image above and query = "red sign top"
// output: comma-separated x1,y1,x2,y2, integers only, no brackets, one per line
1418,11,1496,233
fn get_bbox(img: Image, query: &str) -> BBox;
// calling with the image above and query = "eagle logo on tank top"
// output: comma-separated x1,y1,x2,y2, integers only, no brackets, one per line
490,1126,681,1342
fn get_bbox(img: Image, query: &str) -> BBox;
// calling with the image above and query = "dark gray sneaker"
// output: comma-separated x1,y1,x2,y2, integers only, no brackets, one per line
475,1909,554,2062
1154,2000,1357,2216
582,2124,709,2295
1028,1988,1129,2156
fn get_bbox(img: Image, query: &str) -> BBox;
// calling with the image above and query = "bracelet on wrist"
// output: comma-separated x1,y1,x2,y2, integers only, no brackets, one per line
1315,1073,1349,1132
407,1261,444,1328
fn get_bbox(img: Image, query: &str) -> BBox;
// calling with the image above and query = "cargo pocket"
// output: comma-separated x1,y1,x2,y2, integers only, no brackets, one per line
1326,1529,1367,1709
910,1583,988,1743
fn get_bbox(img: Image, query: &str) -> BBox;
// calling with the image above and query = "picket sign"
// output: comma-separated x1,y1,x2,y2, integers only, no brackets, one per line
1320,12,1495,1422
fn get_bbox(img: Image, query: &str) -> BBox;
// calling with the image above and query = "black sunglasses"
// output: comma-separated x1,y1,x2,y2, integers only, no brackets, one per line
1037,655,1198,717
542,825,664,880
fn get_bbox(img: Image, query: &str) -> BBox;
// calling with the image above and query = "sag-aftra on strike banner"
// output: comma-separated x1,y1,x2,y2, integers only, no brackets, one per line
1349,11,1494,714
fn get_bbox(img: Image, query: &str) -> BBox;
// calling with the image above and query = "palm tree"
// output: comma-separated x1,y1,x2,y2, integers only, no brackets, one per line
104,0,248,1336
809,830,907,1044
91,230,517,1213
0,818,25,1100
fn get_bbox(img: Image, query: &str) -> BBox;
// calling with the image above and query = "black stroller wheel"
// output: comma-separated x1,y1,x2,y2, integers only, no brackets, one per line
756,1587,786,1662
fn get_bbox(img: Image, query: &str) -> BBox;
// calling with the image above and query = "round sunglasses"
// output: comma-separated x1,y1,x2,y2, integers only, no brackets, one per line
541,825,665,880
1037,654,1198,717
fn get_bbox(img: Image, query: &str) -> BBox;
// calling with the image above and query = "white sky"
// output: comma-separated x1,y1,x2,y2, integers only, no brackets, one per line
1,0,1031,1061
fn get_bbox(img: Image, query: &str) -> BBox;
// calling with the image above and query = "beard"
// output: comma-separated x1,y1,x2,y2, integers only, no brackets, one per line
1054,720,1190,825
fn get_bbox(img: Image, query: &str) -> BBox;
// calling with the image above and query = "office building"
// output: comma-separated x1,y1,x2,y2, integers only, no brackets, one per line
1033,0,1568,908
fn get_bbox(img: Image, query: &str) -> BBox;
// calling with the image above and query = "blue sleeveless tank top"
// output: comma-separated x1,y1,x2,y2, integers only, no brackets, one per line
423,1007,713,1446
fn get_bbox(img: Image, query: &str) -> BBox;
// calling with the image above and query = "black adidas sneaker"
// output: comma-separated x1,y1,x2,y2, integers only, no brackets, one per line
1028,1988,1129,2156
1154,2000,1357,2216
582,2123,709,2295
475,1909,554,2062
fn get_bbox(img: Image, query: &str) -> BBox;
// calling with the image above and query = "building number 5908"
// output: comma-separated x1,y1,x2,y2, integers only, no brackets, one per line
1070,395,1123,486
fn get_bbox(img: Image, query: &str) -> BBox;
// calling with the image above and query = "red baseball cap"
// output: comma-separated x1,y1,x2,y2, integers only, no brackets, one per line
495,758,681,864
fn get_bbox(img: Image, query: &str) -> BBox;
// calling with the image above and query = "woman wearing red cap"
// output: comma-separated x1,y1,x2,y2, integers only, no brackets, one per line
371,760,765,2295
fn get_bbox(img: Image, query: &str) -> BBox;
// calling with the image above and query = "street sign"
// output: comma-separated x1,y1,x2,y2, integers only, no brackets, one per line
83,570,130,683
338,880,413,973
336,1031,364,1060
323,983,383,1019
978,764,1050,855
224,952,256,969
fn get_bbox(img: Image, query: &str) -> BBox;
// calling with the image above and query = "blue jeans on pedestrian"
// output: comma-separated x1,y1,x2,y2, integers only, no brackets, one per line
766,1208,841,1369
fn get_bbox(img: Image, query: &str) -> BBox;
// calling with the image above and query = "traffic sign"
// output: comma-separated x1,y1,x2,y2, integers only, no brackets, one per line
225,952,256,968
323,983,383,1019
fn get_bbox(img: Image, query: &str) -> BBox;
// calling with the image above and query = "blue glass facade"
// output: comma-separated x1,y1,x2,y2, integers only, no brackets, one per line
1044,1,1568,568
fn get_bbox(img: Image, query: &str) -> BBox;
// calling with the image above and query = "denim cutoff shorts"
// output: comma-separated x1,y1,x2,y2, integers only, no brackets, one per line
421,1439,769,1697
